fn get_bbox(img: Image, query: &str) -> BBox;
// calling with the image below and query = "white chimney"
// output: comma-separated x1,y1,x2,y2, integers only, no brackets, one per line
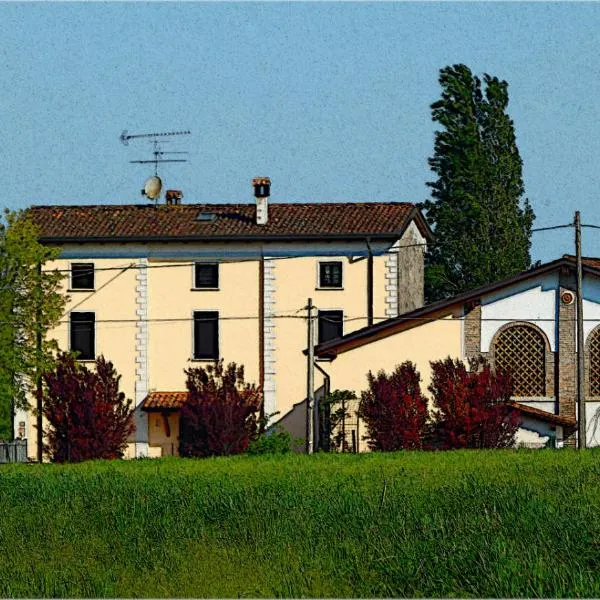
253,177,270,225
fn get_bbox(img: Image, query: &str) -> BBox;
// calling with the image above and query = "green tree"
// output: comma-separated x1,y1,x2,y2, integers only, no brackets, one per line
424,64,535,301
0,211,65,439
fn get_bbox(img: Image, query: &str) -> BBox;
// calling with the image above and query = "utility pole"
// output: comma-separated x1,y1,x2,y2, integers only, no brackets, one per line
575,211,586,449
36,261,43,462
306,298,315,455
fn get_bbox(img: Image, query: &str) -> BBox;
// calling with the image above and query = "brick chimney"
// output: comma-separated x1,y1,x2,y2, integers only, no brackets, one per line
166,190,183,205
253,177,270,225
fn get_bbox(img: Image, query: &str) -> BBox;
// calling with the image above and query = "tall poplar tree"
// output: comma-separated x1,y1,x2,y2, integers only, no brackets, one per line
0,211,65,439
423,64,535,301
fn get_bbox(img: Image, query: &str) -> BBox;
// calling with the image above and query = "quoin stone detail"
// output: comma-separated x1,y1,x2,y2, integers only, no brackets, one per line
385,240,400,318
263,258,277,419
134,258,149,457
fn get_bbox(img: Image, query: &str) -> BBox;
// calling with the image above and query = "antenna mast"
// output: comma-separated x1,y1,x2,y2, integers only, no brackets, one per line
121,129,191,202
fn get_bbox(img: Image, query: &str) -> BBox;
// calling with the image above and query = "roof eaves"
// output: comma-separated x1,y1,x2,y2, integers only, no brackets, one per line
405,206,435,242
38,232,404,245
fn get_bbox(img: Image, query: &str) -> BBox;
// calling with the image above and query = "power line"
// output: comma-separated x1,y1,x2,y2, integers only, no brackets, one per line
387,223,575,251
532,224,574,233
28,314,600,326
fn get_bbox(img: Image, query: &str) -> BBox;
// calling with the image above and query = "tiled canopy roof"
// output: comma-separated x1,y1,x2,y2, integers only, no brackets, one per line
28,202,427,243
141,391,188,411
508,401,577,428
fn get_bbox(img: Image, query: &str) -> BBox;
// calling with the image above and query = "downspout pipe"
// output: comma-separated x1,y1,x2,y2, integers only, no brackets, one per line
366,238,374,326
313,361,331,452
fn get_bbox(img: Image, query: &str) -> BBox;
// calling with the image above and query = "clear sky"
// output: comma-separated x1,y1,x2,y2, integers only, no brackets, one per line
1,1,599,262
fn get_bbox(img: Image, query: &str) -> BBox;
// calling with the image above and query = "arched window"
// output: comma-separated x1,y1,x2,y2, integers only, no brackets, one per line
493,325,546,397
589,328,600,396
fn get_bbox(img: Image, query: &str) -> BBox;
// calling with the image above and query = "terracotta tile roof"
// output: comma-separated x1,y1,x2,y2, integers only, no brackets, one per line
27,202,429,243
142,391,188,411
563,254,600,270
508,401,577,428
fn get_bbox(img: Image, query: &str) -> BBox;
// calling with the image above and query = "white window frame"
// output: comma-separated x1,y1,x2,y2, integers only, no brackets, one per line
192,262,220,291
316,260,344,290
69,262,95,292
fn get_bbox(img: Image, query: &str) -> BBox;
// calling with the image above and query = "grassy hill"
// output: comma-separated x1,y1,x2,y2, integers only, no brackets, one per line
1,450,600,597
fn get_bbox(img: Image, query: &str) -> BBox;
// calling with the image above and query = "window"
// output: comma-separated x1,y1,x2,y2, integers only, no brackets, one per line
318,310,343,344
589,328,600,396
70,312,95,360
193,311,219,359
318,262,343,289
71,263,94,290
494,325,546,396
194,263,219,289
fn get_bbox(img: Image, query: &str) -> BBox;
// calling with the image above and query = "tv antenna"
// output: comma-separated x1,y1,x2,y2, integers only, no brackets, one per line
121,129,191,201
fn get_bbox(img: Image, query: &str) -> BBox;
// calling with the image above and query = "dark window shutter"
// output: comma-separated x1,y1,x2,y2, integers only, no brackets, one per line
71,264,95,290
194,264,219,288
70,312,95,360
319,262,342,288
194,311,219,359
318,310,343,344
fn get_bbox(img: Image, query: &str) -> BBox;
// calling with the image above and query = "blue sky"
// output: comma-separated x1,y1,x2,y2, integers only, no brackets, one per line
1,2,599,262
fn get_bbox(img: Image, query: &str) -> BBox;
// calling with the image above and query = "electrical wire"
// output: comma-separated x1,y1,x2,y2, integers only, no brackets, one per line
35,314,600,326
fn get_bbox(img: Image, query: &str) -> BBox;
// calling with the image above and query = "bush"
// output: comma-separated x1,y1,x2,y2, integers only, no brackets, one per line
180,360,262,457
428,357,521,449
247,425,293,455
40,353,134,462
358,361,429,451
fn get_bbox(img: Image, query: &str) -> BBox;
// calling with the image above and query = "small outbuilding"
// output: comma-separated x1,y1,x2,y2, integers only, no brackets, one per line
314,256,600,449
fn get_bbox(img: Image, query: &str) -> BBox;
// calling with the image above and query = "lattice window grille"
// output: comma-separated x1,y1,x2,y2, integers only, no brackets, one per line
494,326,546,397
589,329,600,396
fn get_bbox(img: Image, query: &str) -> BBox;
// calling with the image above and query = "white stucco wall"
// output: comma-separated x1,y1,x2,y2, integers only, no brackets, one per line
480,272,558,352
582,277,600,343
515,418,553,448
586,401,600,447
515,400,556,412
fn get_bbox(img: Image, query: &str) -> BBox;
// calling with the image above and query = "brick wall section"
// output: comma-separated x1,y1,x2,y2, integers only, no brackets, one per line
545,347,556,399
464,304,481,361
558,280,577,447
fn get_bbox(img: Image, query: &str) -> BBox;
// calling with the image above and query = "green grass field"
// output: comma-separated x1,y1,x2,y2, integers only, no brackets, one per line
1,450,600,597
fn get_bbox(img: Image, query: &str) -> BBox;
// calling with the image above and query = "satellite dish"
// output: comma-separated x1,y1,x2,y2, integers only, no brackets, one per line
142,176,162,200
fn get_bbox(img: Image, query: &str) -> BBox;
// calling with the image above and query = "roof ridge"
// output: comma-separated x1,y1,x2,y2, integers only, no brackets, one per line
28,200,416,210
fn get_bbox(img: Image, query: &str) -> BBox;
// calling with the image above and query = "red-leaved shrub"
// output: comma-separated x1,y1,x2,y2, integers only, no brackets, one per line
428,357,521,449
41,353,135,462
180,360,262,457
358,361,429,451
